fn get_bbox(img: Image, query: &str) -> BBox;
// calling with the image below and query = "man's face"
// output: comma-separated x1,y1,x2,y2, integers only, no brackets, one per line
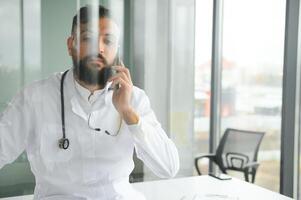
67,17,120,86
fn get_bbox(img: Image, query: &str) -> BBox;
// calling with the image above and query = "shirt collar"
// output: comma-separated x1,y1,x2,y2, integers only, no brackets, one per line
63,68,113,121
73,78,105,104
67,68,113,105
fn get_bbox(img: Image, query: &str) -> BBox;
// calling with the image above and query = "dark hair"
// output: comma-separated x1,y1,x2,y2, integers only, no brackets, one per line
71,5,111,34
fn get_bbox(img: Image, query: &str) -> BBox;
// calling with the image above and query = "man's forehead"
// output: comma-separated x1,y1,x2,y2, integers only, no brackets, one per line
78,18,119,36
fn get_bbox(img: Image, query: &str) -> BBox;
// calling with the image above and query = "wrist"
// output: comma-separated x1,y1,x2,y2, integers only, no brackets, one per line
121,107,139,125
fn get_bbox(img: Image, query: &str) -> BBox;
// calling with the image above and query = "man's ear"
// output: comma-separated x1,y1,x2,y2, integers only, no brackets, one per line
67,36,74,56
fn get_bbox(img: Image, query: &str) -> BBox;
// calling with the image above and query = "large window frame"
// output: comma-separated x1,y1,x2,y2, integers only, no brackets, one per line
281,0,301,198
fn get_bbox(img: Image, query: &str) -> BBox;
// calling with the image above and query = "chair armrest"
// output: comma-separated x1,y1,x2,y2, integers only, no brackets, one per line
195,153,216,160
194,154,217,175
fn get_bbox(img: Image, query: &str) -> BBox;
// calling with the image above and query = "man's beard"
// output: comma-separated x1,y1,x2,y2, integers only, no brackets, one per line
73,54,111,87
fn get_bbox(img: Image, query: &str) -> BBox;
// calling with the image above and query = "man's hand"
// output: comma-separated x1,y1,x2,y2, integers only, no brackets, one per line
108,64,139,125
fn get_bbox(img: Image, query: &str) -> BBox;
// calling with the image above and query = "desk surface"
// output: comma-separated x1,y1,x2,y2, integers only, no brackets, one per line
133,175,293,200
0,175,293,200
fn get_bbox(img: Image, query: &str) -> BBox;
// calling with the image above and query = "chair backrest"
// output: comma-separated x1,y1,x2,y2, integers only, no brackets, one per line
215,128,265,171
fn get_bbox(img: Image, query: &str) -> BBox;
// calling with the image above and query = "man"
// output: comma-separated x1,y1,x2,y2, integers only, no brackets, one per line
0,5,179,200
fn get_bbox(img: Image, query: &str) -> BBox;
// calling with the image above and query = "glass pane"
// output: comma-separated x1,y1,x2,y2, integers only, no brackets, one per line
169,0,195,178
0,0,137,198
138,0,195,180
0,0,22,112
23,0,42,84
0,0,194,199
0,0,35,197
194,0,213,174
221,0,286,192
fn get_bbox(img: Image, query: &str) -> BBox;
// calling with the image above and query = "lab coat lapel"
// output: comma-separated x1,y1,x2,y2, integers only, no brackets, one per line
70,97,88,121
64,69,89,121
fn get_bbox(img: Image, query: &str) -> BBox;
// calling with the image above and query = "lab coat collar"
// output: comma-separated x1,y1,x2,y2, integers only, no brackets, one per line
74,79,105,104
64,68,113,121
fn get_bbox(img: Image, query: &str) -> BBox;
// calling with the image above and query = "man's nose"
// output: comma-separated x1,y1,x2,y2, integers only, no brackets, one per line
98,41,105,54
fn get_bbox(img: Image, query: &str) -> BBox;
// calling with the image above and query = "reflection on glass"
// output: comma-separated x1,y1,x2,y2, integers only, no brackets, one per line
194,0,213,175
1,0,127,197
221,0,285,192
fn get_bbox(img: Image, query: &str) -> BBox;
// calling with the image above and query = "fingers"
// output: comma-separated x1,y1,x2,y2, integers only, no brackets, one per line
112,65,132,83
108,66,132,85
110,76,132,91
108,70,131,85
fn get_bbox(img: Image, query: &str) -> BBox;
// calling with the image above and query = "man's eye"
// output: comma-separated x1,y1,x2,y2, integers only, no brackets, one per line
82,36,92,41
80,33,95,41
104,38,116,46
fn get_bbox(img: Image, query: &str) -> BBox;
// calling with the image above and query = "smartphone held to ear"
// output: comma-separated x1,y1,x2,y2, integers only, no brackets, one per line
99,53,121,90
100,67,119,90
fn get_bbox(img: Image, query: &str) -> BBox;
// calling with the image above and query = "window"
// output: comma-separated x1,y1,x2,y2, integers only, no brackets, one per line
221,0,286,192
0,0,36,197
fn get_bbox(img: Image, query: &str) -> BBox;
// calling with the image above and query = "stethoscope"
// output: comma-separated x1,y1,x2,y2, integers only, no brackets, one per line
58,70,122,150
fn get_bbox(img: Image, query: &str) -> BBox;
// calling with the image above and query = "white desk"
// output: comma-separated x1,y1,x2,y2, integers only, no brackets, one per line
133,175,293,200
0,175,293,200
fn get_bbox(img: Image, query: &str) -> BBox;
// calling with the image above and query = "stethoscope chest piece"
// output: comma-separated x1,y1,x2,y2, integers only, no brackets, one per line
58,138,70,150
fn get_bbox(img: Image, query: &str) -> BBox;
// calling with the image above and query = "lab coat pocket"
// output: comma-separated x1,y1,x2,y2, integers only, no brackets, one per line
40,123,73,163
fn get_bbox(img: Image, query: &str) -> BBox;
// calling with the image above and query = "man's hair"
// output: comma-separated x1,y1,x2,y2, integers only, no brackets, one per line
71,5,111,34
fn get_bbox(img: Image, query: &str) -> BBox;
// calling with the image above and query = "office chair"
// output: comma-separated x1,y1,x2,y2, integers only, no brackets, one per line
195,128,265,183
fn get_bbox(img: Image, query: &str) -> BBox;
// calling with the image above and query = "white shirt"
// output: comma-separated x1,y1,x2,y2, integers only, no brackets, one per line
0,69,179,200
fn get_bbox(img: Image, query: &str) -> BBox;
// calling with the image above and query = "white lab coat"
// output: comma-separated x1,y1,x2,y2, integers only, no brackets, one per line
0,69,179,200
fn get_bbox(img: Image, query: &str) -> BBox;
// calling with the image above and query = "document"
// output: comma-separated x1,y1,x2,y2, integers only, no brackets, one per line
179,194,239,200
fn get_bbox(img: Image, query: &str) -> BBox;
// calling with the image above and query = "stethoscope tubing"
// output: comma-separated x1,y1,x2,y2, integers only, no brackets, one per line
59,70,70,149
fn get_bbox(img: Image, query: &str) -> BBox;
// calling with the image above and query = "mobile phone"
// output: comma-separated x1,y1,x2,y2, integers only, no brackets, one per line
209,172,232,180
113,49,121,66
100,51,121,89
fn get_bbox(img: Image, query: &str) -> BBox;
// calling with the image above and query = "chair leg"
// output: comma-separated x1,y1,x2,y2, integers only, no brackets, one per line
251,168,257,183
244,171,249,182
243,168,252,182
243,168,257,183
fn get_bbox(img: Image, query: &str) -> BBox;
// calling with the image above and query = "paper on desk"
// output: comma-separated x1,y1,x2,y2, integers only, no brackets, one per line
179,193,239,200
